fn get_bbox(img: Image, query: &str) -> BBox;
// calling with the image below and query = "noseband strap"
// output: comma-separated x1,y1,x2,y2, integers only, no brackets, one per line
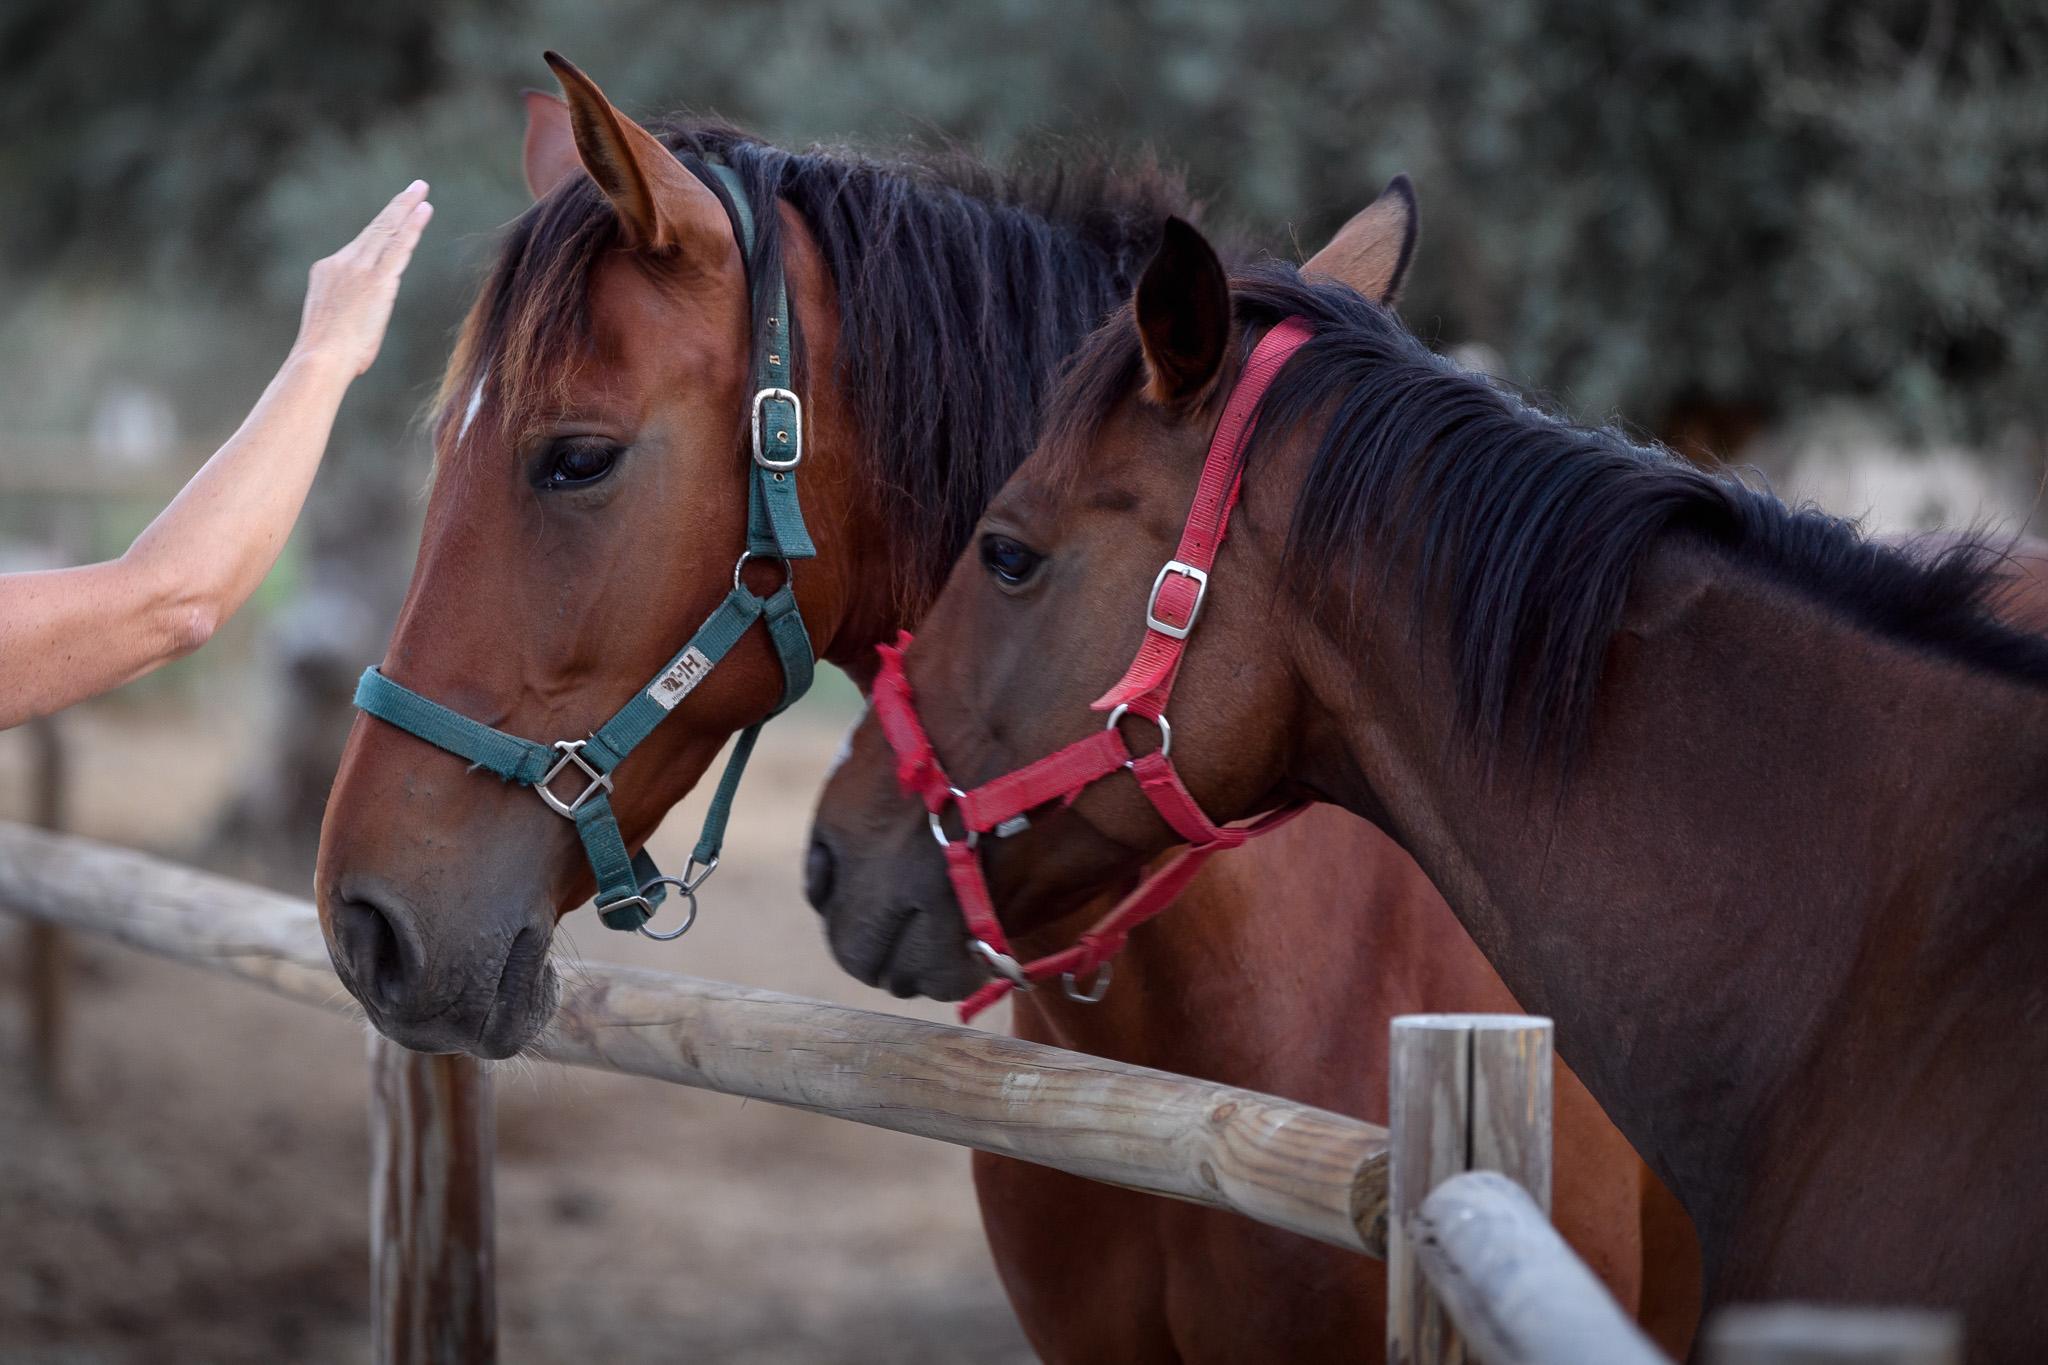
873,318,1315,1021
352,160,816,937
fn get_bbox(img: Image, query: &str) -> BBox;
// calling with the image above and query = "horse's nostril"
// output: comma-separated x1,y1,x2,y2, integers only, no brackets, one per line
332,892,413,1013
804,838,836,912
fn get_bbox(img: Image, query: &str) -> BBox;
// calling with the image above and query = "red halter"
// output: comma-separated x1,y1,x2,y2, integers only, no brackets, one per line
871,318,1315,1021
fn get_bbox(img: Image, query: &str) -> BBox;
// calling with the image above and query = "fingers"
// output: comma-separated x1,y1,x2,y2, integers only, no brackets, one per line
377,200,435,280
291,181,434,376
346,180,432,264
370,180,430,237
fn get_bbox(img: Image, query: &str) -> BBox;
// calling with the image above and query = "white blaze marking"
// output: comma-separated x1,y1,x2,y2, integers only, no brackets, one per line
826,705,867,777
457,377,485,443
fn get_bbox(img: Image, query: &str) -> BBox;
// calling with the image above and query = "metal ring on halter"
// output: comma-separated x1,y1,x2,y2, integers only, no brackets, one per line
733,551,793,594
629,875,701,941
968,938,1033,990
1062,961,1113,1004
927,786,978,849
1104,703,1172,766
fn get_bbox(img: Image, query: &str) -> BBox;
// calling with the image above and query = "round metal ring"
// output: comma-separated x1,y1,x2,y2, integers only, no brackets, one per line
968,938,1033,989
733,551,793,594
927,787,977,849
1104,703,1172,760
631,876,701,941
1062,961,1113,1004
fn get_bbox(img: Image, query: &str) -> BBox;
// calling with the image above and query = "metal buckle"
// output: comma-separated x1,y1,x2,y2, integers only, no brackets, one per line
1062,961,1113,1004
734,550,793,594
1144,559,1209,640
627,875,701,942
750,387,803,471
1104,704,1172,765
928,786,978,850
537,739,613,818
968,938,1033,990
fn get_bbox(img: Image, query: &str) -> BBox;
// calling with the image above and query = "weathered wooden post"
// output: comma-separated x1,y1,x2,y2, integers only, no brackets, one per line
1387,1013,1554,1365
369,1037,496,1364
24,715,68,1103
1706,1305,1962,1365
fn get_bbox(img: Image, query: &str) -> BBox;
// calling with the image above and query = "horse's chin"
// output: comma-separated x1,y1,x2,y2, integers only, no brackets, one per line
826,899,985,1003
473,957,561,1059
364,957,560,1061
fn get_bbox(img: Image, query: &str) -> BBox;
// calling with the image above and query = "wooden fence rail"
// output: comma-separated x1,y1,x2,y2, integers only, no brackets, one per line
0,821,1391,1261
1407,1172,1667,1365
15,818,1930,1364
1705,1306,1962,1365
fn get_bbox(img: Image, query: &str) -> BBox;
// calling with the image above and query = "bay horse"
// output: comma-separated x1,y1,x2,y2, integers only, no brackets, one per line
314,58,1697,1358
805,216,2048,1361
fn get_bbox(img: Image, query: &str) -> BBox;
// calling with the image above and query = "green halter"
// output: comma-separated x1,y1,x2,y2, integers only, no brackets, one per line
353,160,815,938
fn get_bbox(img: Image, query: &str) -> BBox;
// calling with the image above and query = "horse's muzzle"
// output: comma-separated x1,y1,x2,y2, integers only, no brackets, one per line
326,875,557,1059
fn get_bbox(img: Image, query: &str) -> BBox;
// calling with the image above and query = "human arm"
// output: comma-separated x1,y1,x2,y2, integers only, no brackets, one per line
0,181,432,729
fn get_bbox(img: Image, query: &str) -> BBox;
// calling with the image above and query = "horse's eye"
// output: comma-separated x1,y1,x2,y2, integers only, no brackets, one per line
539,439,622,490
980,534,1043,586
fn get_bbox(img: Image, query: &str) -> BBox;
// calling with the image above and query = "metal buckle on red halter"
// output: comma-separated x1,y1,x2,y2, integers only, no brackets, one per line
871,317,1317,1022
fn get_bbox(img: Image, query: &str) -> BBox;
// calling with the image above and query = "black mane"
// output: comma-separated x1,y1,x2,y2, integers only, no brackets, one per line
441,121,1189,609
1048,264,2048,767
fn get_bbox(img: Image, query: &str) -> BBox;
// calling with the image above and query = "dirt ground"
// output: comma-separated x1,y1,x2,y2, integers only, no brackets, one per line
0,692,1035,1364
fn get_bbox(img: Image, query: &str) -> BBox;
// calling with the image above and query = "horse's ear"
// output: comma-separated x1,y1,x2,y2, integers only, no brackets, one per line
543,52,726,257
1136,217,1232,407
1303,175,1419,305
521,89,579,200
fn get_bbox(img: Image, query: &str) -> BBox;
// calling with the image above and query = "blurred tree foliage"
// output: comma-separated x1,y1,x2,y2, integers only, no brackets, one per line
0,2,473,278
2,0,2043,445
1347,0,2048,443
5,0,2037,872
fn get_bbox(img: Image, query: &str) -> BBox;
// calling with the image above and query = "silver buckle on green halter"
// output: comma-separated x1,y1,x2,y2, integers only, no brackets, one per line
536,739,613,818
751,387,803,470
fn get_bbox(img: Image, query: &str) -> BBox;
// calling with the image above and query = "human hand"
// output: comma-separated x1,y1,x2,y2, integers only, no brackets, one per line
292,180,435,377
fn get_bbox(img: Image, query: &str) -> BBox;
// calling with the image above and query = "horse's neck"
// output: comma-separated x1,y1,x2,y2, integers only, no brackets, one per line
1294,535,2048,1253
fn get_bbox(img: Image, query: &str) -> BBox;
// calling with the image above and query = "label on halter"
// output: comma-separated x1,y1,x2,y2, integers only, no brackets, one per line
646,647,713,711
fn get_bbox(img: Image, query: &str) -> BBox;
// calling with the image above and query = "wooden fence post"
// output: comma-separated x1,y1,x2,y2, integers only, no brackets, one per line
24,715,68,1104
369,1036,496,1365
1388,1013,1554,1365
1705,1305,1961,1365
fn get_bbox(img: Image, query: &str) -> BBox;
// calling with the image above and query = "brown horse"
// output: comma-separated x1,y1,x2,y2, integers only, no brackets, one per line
315,61,1697,1358
807,216,2048,1361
